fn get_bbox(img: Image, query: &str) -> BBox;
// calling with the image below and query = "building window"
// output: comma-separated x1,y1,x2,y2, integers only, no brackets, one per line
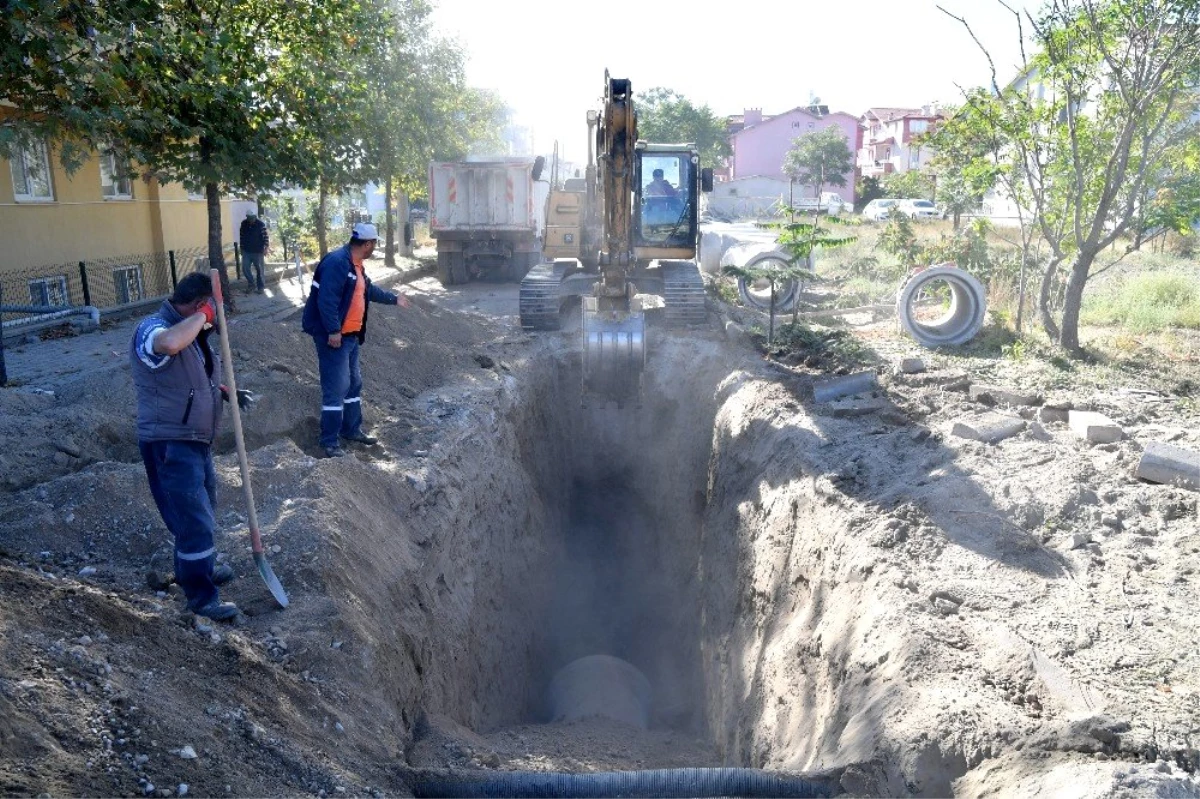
9,139,54,202
909,120,929,135
29,275,69,307
113,265,145,304
910,150,921,169
99,145,133,199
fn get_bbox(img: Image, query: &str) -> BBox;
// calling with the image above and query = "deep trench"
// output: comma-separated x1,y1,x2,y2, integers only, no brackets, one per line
513,346,715,736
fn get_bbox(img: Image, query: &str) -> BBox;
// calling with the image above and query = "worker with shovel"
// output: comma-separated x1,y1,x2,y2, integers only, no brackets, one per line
302,222,410,458
129,272,255,621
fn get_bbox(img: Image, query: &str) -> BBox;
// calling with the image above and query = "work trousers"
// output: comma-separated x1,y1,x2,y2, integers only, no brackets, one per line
139,440,220,611
242,251,265,292
314,334,364,448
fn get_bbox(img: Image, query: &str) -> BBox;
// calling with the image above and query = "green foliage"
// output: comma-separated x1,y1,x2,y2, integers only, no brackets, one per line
638,87,731,168
856,175,884,211
1081,270,1200,332
782,126,854,194
765,322,874,371
881,170,934,200
919,218,993,276
878,211,920,266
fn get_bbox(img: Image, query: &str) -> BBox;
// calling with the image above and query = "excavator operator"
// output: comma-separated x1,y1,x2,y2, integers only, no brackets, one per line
645,168,677,197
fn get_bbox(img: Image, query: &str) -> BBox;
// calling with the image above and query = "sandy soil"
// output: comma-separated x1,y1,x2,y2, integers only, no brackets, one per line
0,249,1197,797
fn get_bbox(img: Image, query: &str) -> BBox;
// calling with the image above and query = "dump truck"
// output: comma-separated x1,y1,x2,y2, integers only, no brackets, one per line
428,156,549,285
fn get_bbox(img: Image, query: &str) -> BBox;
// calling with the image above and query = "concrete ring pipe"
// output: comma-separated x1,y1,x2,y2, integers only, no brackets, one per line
896,264,987,347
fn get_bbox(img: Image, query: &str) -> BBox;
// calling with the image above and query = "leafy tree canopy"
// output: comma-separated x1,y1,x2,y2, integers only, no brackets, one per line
638,87,731,169
782,125,854,195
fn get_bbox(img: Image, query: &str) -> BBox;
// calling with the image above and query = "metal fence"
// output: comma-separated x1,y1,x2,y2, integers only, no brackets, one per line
0,245,236,328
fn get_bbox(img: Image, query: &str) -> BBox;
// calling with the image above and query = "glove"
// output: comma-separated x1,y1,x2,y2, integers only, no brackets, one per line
220,385,257,410
198,299,217,328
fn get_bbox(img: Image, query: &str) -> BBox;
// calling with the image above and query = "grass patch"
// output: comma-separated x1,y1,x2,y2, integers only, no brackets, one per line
1082,269,1200,332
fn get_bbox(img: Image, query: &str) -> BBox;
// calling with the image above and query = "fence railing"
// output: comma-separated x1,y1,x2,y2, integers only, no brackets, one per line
0,245,237,327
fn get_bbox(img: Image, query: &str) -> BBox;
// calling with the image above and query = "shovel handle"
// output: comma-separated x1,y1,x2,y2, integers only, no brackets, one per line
210,270,266,556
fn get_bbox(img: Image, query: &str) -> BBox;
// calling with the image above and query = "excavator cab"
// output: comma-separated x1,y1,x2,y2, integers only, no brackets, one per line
635,149,698,249
520,72,714,408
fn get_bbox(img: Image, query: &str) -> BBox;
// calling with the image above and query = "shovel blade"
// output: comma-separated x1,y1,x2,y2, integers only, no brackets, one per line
254,552,289,608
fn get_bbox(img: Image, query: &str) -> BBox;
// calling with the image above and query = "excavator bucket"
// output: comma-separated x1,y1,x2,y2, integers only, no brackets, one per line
582,296,645,407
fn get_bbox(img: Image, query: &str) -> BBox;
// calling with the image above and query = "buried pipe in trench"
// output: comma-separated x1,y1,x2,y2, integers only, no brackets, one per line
406,767,837,798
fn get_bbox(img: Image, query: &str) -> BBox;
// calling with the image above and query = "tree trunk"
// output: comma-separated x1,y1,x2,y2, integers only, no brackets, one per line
768,281,776,349
1058,253,1093,353
1038,256,1064,344
205,181,233,313
384,175,395,268
316,182,329,257
398,191,413,257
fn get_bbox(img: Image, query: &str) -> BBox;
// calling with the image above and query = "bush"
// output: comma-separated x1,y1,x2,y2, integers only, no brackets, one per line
1081,270,1200,331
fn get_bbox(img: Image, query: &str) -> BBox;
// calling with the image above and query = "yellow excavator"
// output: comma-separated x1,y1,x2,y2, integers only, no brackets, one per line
520,71,713,405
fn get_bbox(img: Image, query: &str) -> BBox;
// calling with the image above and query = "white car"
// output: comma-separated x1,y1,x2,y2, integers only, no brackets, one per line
897,198,941,221
861,198,898,221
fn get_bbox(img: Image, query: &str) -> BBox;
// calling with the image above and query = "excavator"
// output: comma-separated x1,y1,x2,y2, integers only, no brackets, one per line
520,71,713,405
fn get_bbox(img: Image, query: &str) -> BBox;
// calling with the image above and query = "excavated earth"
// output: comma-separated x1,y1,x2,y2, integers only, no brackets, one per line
0,254,1198,798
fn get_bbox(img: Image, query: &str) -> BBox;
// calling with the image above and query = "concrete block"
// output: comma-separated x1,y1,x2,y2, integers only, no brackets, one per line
827,397,888,418
1136,442,1200,490
813,370,877,402
1069,411,1123,443
969,383,1042,407
1037,406,1071,424
896,357,926,374
951,413,1027,444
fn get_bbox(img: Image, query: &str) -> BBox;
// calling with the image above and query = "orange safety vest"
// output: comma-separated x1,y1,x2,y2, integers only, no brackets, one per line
340,259,367,334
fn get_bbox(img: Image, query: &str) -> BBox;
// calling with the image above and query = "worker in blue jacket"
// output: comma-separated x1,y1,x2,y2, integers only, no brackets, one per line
302,223,410,458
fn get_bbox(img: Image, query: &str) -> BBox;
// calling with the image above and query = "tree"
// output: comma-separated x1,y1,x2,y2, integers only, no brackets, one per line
637,87,731,169
944,0,1200,352
2,0,391,306
881,170,935,200
782,125,854,203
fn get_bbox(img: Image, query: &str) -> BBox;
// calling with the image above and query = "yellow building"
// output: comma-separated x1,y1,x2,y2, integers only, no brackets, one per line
1,136,235,315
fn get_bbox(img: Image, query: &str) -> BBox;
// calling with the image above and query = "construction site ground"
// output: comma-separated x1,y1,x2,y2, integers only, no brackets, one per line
0,248,1197,798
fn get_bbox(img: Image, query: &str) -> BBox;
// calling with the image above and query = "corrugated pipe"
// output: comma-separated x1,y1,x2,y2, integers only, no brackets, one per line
1,305,101,329
406,767,837,798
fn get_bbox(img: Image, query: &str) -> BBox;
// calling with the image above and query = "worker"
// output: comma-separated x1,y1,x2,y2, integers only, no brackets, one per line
645,168,677,197
238,210,269,293
129,271,254,622
302,222,411,458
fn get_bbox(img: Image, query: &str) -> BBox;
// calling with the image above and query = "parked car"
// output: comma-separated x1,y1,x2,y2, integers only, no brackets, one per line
862,198,898,221
897,198,941,221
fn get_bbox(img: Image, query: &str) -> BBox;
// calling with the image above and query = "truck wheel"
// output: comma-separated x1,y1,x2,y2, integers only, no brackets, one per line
449,252,468,285
436,252,455,286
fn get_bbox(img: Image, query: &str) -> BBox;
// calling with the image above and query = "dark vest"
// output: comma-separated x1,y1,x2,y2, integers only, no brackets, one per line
129,300,224,443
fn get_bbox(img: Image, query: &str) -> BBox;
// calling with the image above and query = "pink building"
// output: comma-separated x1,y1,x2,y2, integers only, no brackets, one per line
728,106,862,204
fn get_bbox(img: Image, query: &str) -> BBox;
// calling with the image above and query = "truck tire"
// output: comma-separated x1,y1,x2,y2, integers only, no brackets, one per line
437,251,468,286
450,252,468,285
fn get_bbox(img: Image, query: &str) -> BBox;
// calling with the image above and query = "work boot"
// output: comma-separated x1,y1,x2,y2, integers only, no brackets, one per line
212,564,235,586
194,600,240,622
341,432,378,446
323,445,347,458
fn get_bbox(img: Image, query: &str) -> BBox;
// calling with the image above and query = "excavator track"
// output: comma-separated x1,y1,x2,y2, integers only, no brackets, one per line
519,261,573,330
661,261,707,326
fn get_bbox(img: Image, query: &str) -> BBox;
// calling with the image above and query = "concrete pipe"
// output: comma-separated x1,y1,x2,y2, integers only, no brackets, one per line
896,264,987,347
547,654,651,730
720,245,802,313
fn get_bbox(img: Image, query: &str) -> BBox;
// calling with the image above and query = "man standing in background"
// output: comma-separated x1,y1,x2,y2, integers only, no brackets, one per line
302,223,410,458
239,210,269,293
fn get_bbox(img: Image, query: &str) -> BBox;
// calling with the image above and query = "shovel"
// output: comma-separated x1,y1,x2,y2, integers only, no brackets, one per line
209,268,289,608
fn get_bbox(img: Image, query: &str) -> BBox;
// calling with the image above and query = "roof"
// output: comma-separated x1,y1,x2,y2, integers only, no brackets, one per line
729,107,857,139
861,107,935,123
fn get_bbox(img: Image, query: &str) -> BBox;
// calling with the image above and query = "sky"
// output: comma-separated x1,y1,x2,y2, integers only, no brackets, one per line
429,0,1042,162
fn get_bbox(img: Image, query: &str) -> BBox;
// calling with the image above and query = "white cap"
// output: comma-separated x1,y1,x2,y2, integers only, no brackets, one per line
351,222,379,241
